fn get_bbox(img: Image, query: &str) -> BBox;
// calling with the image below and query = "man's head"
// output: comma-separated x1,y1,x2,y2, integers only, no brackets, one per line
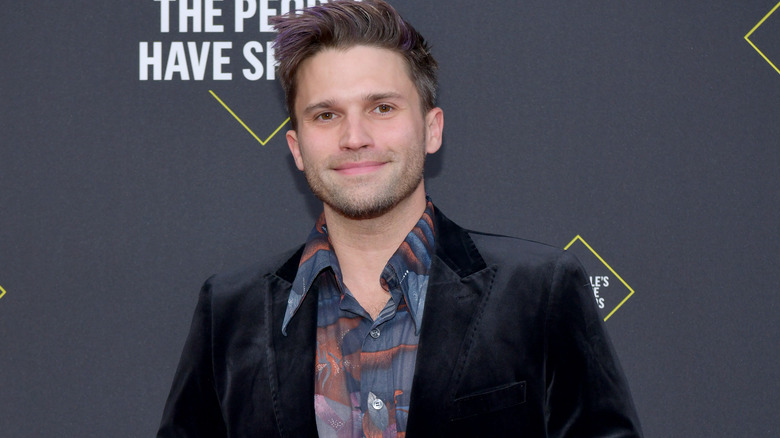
271,0,438,129
272,0,443,221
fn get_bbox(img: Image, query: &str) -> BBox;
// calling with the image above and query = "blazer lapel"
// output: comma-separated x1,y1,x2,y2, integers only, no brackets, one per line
267,247,319,437
407,210,498,433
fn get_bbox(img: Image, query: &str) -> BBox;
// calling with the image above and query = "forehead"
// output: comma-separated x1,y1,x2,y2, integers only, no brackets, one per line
294,45,419,107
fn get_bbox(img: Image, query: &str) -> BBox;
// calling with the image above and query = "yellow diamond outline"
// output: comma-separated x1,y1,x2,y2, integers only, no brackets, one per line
564,235,635,321
0,284,6,300
209,90,290,146
745,1,780,76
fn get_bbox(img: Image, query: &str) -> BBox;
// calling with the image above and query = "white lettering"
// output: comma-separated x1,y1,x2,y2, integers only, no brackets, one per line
145,0,327,80
139,42,163,80
165,42,190,80
588,276,610,309
590,276,610,288
259,0,276,32
234,0,257,32
156,0,176,33
266,41,275,80
179,0,202,32
204,0,224,32
142,41,235,80
242,41,264,80
188,41,211,80
213,41,233,79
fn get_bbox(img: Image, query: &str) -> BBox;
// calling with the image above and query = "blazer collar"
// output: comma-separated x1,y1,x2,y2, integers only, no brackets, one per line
432,207,488,278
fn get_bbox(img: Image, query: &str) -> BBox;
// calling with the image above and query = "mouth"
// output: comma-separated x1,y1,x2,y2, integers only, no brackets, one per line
333,161,387,175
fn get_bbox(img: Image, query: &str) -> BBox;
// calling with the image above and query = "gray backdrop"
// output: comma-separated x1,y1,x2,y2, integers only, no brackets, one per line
1,0,778,436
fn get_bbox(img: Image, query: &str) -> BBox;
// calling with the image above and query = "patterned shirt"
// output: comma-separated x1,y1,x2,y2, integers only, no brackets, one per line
282,200,435,438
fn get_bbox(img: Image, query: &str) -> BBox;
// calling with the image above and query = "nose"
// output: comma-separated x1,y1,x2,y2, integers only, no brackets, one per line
338,114,372,150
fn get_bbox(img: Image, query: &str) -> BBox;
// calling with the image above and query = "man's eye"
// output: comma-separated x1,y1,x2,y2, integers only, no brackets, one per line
375,104,393,114
317,112,334,121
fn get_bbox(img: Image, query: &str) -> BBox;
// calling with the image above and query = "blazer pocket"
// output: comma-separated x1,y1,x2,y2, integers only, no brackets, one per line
451,381,526,420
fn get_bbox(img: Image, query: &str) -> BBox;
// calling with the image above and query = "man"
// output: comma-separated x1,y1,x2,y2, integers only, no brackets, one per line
157,1,642,437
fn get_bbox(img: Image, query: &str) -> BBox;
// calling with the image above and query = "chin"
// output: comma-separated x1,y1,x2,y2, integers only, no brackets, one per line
322,194,399,220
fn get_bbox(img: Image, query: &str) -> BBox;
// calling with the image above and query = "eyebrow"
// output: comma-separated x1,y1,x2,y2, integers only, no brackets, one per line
364,92,404,102
302,99,336,116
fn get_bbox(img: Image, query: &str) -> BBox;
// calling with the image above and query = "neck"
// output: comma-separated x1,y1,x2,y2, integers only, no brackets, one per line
323,184,426,286
321,183,428,320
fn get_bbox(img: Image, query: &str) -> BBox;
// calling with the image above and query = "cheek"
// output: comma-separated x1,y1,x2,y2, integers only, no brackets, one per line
297,140,326,170
384,118,425,144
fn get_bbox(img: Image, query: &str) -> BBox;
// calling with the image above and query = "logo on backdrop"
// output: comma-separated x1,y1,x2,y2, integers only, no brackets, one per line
138,1,330,144
139,0,330,81
209,89,289,145
564,236,636,321
0,284,6,301
745,1,780,77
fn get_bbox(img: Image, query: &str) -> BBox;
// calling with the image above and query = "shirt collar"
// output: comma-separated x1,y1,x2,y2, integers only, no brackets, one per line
282,199,436,335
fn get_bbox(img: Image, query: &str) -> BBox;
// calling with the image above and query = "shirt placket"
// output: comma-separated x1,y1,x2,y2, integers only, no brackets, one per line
359,286,401,438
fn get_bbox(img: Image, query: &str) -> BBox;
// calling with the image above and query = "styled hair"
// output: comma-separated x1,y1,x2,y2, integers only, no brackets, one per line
271,0,438,128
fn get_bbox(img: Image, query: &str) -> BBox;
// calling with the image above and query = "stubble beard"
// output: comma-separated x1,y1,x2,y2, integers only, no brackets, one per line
302,141,427,220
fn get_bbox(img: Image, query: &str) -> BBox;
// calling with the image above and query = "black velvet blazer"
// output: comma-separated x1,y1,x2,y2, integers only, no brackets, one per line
158,210,642,437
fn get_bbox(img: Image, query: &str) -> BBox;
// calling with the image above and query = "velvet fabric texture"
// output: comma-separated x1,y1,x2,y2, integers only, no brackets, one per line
157,209,642,437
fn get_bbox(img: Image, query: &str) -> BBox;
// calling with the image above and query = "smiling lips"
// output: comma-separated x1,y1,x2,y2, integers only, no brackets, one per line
333,161,387,175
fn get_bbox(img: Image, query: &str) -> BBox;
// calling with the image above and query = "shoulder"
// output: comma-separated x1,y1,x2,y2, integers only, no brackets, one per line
469,230,564,264
432,207,584,282
470,230,586,293
467,228,584,276
464,228,597,334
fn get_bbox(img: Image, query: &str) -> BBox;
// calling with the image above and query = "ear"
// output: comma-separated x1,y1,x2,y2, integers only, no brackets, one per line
424,107,444,154
286,129,305,171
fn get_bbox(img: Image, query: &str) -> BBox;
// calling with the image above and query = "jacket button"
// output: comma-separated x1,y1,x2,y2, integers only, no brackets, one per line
370,328,381,339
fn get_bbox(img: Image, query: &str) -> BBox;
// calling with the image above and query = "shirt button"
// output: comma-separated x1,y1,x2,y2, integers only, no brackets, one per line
371,399,384,410
369,328,381,339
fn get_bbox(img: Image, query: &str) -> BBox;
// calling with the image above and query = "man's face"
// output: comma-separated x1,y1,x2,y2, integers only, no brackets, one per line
286,45,443,219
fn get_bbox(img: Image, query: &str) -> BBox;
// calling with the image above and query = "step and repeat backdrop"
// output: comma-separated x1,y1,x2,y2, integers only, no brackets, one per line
1,1,778,436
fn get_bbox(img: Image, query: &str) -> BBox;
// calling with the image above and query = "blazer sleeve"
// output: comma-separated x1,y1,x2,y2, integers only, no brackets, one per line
544,251,643,437
157,278,228,438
